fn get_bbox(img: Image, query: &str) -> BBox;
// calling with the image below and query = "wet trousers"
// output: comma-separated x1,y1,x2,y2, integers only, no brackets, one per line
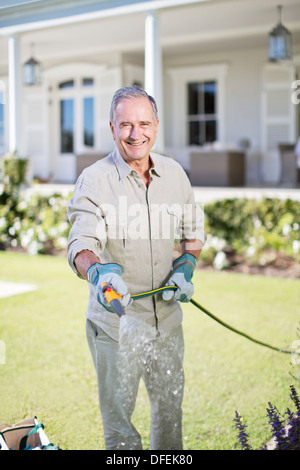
86,319,185,450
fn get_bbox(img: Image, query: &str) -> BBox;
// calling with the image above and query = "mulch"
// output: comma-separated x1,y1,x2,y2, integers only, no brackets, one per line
198,251,300,279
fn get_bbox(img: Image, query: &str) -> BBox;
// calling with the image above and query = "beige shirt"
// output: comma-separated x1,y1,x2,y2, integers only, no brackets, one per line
67,148,205,341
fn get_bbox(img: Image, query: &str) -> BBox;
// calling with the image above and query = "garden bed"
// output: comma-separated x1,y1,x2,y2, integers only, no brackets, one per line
198,250,300,279
0,179,299,281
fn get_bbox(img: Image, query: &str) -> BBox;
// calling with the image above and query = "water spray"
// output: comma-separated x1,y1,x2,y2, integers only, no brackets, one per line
102,283,299,357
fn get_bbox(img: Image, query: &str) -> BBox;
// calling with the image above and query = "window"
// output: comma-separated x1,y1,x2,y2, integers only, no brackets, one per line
187,81,217,145
60,99,74,153
83,97,94,147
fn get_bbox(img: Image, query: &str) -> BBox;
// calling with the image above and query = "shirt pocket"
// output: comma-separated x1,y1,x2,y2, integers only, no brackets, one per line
150,204,182,240
105,213,128,245
167,206,182,240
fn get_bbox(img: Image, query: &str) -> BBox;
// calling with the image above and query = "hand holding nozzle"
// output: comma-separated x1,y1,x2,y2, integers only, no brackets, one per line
87,263,131,314
101,282,126,317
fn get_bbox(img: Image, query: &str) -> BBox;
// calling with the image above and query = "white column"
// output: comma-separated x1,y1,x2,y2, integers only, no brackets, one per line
8,34,20,154
144,10,164,153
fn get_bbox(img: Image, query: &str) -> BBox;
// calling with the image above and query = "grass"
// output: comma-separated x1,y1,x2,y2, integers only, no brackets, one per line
0,251,299,450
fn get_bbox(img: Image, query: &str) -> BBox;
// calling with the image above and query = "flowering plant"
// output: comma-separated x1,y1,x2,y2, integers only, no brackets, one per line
234,385,300,450
0,191,71,255
203,198,300,270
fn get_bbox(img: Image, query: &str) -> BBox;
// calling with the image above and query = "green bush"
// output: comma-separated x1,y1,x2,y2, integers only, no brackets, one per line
0,190,299,265
1,152,28,203
204,197,300,268
0,192,71,255
0,152,71,255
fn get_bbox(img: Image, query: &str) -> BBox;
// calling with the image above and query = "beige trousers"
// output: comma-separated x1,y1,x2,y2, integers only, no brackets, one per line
86,319,184,450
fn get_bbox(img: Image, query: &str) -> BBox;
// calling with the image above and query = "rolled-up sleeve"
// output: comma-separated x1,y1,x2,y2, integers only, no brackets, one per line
67,174,106,277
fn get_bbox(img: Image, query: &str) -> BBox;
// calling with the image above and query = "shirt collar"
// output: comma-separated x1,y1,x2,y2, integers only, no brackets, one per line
149,152,162,177
112,148,132,180
112,148,162,180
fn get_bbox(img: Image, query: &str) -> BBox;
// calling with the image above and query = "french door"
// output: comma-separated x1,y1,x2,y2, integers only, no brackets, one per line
53,77,96,182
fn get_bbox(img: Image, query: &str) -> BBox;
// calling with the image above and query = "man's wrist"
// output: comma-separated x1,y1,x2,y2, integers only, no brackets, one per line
74,250,100,280
180,239,202,259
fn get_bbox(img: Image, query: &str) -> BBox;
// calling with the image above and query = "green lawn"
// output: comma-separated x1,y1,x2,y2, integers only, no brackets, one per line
0,251,299,450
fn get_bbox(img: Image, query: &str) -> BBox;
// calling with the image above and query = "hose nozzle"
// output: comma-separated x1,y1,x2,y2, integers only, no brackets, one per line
101,282,125,317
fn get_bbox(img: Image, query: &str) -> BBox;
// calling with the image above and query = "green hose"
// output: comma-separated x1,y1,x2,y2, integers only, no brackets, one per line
131,286,298,356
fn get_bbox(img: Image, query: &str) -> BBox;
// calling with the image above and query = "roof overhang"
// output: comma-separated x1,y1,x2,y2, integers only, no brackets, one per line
0,0,211,35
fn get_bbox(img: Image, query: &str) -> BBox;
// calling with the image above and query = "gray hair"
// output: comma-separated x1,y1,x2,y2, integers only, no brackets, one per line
110,86,158,124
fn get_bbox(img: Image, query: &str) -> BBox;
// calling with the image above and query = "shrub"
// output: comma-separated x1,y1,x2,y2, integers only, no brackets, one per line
0,190,299,263
203,198,300,269
0,152,28,204
0,191,71,255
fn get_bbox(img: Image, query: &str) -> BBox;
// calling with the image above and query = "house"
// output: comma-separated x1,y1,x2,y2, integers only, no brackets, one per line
0,0,299,185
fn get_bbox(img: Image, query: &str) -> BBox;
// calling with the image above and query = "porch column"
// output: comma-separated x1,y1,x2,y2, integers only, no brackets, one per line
8,34,20,154
144,10,164,152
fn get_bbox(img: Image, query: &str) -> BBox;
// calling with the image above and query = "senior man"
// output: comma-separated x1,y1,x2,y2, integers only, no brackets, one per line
67,86,204,450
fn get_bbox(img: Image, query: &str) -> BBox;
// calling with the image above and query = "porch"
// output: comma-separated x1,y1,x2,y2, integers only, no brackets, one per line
0,0,300,186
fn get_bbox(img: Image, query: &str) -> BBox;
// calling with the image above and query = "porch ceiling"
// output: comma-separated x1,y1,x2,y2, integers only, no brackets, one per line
0,0,299,70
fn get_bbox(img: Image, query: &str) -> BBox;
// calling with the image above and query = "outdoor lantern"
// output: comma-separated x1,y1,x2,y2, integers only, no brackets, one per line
268,5,292,61
23,44,42,86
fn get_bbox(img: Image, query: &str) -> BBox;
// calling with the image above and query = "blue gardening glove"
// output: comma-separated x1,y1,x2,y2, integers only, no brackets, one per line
87,263,132,313
162,253,196,303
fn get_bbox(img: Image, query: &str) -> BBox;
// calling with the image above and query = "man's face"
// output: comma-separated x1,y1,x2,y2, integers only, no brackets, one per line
110,96,159,164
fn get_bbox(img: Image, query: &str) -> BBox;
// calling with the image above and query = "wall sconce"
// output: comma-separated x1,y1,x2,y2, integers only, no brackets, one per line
23,43,42,86
268,5,292,61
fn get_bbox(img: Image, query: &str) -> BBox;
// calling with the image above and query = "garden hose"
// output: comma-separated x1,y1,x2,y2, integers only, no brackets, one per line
103,283,299,356
135,286,299,356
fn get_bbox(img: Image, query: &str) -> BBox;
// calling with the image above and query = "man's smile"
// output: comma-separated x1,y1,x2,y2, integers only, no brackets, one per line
127,140,147,146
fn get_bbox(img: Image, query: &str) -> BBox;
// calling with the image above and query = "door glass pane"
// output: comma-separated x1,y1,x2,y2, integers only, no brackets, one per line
82,78,94,87
59,80,74,89
0,92,4,156
83,97,94,147
60,99,74,153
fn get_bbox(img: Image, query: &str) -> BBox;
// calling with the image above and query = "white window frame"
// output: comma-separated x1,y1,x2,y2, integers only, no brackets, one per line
167,64,228,148
186,80,218,145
